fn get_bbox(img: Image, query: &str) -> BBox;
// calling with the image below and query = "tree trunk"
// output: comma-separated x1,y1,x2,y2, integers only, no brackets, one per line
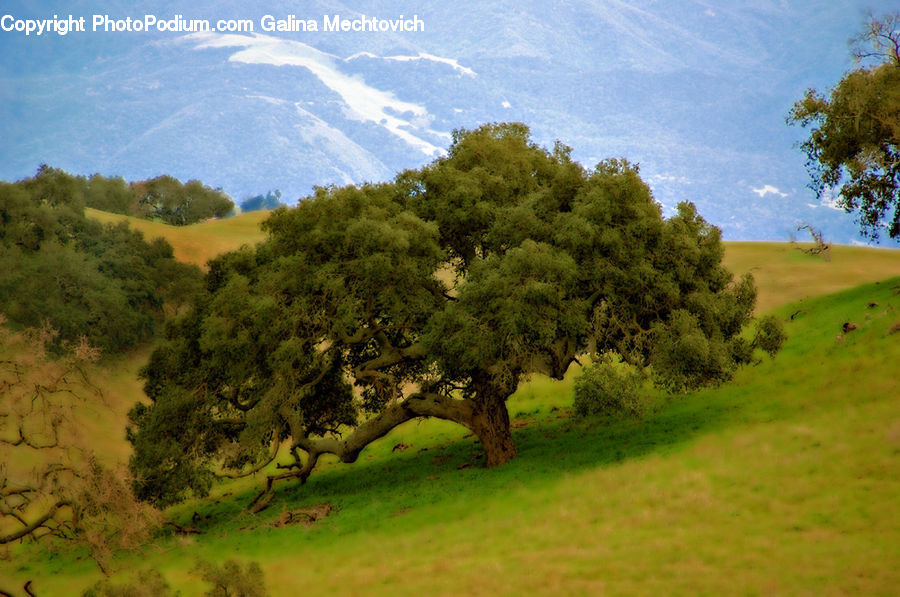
469,388,517,467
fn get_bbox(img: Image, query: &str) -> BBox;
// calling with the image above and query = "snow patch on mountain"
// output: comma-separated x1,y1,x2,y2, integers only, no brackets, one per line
188,32,445,156
346,51,477,77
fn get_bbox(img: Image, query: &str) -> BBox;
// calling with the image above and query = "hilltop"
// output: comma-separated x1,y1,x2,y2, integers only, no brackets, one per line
86,208,900,310
6,262,899,595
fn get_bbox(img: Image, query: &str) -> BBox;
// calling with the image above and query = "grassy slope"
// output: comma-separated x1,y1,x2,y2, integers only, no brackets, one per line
15,277,898,596
722,241,900,313
84,208,900,308
85,208,269,268
5,212,898,594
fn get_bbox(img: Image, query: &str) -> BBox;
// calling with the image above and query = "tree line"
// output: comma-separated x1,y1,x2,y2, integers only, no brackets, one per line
0,166,203,353
29,165,235,226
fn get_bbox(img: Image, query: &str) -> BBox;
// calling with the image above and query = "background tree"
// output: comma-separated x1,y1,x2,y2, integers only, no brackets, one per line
788,13,900,241
128,124,782,507
0,171,203,353
131,176,234,225
83,174,140,216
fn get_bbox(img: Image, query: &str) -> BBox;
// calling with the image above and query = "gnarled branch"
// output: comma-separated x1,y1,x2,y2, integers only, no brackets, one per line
248,392,474,509
0,499,72,545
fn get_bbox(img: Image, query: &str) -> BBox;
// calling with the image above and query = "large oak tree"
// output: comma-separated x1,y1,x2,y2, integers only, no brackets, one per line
129,124,778,506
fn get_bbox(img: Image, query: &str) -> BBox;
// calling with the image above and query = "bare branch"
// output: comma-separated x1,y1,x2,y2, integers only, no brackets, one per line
0,500,72,544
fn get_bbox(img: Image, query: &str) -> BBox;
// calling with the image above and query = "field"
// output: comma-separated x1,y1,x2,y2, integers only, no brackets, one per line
85,209,900,310
85,208,269,268
2,213,898,595
721,241,900,314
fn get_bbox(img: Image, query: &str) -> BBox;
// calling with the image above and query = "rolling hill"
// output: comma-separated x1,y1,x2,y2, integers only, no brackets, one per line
2,211,898,595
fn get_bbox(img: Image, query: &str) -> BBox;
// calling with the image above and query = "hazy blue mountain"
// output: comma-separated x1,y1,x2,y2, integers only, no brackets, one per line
0,0,889,244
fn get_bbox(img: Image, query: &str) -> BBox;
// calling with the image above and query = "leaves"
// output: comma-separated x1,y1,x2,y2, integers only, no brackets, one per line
789,13,900,241
0,172,204,353
130,123,772,503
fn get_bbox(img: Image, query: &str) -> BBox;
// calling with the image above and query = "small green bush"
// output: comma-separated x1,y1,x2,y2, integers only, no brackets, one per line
80,559,267,597
573,354,649,418
82,570,178,597
195,558,268,597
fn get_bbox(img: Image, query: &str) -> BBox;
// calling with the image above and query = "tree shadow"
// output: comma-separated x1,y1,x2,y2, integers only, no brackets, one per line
207,388,742,535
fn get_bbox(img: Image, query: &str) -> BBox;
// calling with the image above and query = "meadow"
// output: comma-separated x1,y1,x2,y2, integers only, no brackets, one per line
2,212,898,595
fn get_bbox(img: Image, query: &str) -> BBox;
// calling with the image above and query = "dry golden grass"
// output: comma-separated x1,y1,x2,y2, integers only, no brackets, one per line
85,208,270,268
722,242,900,313
86,208,900,313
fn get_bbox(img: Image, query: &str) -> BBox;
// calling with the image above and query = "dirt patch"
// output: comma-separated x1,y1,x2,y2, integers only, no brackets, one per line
431,454,451,466
272,502,334,528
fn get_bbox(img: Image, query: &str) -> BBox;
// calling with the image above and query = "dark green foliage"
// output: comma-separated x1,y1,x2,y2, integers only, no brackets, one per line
130,123,778,505
82,570,179,597
573,354,648,418
84,173,141,215
127,389,217,507
131,175,234,225
788,13,900,241
194,559,268,597
753,315,787,358
21,165,235,226
0,168,203,353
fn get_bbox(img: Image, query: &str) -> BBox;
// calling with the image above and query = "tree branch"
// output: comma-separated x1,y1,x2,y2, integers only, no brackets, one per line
248,392,474,508
214,440,280,480
0,500,72,545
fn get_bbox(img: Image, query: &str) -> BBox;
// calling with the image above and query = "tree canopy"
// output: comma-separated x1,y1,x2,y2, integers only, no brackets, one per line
0,167,202,353
130,175,234,225
128,123,782,507
17,165,235,226
788,13,900,241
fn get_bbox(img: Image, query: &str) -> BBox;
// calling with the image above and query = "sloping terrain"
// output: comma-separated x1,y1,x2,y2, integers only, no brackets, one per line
2,213,897,595
85,208,269,267
10,274,898,596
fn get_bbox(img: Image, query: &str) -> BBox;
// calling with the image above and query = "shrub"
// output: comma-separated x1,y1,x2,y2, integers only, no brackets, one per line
573,353,649,418
194,559,267,597
82,570,177,597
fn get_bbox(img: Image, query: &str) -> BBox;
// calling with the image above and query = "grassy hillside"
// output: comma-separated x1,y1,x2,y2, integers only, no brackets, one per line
8,210,893,594
85,208,269,267
722,241,900,313
5,274,898,594
85,208,900,311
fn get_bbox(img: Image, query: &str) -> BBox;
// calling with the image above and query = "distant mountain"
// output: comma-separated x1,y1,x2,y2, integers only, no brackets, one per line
0,0,890,244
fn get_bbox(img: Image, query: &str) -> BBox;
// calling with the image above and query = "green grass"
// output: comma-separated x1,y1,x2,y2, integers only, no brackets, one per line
6,278,899,595
14,209,897,594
